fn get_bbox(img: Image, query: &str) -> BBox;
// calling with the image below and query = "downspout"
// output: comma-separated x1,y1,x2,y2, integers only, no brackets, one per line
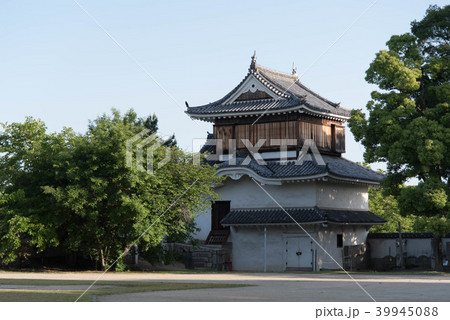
264,227,267,272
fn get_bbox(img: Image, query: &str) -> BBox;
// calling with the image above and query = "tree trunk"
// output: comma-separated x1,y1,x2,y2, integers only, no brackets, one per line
99,249,106,270
433,235,443,271
104,247,109,268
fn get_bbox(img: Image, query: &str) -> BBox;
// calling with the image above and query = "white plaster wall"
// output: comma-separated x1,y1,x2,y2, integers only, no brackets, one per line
316,225,368,270
368,239,397,258
369,238,433,259
216,176,317,209
316,182,369,210
193,175,316,241
405,239,433,257
442,238,450,257
193,176,372,260
229,224,369,271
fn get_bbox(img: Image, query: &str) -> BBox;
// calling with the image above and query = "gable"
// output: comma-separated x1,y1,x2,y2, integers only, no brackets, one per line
235,89,272,101
186,59,351,121
223,74,283,104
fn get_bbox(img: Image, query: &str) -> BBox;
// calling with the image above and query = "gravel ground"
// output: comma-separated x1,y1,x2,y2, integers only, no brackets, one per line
1,272,449,302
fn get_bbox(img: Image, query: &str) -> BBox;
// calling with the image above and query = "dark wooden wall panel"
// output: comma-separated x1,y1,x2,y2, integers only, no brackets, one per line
214,125,233,151
215,117,345,154
334,126,346,153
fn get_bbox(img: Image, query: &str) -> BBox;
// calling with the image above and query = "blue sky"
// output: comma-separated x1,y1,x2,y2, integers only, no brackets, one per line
1,0,447,172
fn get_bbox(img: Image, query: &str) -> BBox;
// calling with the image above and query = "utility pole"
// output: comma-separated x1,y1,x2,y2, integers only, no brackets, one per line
398,222,405,269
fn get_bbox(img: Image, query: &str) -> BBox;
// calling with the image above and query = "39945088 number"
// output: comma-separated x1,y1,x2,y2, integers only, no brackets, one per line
375,306,438,317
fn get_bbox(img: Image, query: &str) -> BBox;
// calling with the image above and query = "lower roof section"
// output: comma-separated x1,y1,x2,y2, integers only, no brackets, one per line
220,207,386,226
368,233,434,239
212,153,385,185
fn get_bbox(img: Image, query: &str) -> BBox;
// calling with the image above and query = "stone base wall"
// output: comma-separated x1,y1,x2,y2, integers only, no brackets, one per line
167,242,232,271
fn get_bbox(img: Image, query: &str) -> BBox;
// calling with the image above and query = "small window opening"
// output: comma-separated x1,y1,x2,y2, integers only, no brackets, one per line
337,234,343,248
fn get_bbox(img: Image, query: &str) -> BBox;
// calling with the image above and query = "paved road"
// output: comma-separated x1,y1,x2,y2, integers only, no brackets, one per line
1,272,449,302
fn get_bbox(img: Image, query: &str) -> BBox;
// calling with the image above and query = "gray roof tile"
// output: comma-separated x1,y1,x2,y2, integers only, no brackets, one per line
189,98,300,115
368,233,434,239
216,154,385,183
186,62,350,119
221,207,386,225
199,133,215,153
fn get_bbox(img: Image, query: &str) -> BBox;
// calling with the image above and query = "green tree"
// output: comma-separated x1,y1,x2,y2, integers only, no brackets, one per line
0,110,221,269
349,5,450,234
368,185,450,234
0,118,73,263
369,187,415,233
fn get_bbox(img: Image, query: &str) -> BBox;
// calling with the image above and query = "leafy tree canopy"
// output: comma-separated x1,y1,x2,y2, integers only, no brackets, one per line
349,5,450,231
0,109,221,269
369,186,450,235
369,187,414,233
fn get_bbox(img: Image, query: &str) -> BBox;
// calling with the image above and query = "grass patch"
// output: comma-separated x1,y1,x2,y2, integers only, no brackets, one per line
0,290,93,302
0,279,248,302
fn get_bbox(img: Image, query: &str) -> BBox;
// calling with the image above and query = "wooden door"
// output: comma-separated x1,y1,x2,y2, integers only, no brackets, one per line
211,201,231,230
285,236,313,270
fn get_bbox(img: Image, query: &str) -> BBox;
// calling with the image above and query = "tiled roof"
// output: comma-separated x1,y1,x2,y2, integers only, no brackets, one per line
368,233,434,239
219,156,275,177
256,66,347,116
188,98,301,115
321,156,385,182
199,133,215,153
221,207,386,226
186,57,350,119
216,154,385,183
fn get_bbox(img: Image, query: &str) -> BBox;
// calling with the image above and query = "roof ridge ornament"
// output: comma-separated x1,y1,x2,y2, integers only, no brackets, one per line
292,62,298,77
250,51,257,71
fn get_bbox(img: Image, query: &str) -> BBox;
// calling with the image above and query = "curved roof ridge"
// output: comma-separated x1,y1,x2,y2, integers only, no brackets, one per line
339,156,386,176
188,69,293,110
252,71,299,100
253,63,299,81
258,68,341,109
252,61,348,112
293,81,340,107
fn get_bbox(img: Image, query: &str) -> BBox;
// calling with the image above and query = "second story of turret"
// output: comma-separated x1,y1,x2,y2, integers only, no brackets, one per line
186,53,351,156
